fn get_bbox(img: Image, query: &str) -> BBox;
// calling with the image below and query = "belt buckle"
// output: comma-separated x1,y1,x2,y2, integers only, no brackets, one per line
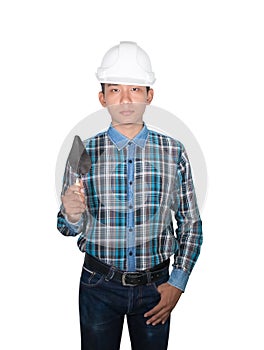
122,272,136,286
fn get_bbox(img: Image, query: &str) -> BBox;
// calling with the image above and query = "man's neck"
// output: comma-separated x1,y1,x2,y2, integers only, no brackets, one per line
112,122,144,139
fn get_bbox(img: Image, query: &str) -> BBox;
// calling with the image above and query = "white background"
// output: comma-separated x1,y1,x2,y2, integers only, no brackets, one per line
1,1,263,349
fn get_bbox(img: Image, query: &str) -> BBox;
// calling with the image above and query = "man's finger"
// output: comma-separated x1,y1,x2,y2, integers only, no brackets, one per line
67,202,86,210
68,207,85,215
69,184,82,192
144,303,163,318
145,308,168,325
64,188,85,202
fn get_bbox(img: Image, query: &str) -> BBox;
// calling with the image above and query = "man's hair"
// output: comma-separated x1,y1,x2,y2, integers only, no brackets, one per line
101,83,150,94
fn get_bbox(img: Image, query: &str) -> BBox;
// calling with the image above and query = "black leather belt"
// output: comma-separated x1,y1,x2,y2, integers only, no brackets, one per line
84,254,169,286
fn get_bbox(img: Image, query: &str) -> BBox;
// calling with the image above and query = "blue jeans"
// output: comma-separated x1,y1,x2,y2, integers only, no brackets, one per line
79,265,170,350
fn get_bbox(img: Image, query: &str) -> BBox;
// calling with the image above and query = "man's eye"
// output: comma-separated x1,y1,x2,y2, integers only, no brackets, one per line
131,87,139,92
111,89,119,93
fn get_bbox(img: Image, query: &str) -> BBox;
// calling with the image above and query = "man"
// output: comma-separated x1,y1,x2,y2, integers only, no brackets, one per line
57,41,202,350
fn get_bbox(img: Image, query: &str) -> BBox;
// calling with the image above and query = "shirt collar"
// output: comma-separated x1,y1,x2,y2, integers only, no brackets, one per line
107,123,149,150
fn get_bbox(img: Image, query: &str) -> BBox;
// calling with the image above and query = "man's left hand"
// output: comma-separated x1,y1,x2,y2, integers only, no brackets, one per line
144,283,182,326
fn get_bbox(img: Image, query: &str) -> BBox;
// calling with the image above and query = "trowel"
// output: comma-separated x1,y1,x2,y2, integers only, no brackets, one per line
67,135,91,186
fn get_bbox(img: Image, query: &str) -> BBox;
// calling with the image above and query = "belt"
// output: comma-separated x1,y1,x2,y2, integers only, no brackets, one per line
84,254,170,286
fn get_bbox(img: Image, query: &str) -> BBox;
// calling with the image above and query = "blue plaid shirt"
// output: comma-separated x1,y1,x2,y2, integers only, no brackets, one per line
57,123,202,291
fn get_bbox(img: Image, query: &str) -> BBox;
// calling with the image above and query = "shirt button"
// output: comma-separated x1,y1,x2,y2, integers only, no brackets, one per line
129,228,133,232
128,159,132,163
129,205,133,209
129,251,133,256
128,141,132,145
129,181,133,185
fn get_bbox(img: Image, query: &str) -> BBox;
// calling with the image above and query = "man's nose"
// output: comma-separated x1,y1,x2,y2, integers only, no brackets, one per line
120,90,132,104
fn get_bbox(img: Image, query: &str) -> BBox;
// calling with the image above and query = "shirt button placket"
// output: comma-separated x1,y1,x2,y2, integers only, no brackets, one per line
127,142,135,271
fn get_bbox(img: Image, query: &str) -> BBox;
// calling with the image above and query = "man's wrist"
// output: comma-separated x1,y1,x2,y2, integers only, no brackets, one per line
66,214,82,224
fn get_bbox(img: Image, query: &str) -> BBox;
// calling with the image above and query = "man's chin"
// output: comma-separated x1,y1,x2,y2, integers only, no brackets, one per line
111,120,144,127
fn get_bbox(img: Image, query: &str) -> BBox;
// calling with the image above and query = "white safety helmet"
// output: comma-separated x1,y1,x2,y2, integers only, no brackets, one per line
96,41,156,86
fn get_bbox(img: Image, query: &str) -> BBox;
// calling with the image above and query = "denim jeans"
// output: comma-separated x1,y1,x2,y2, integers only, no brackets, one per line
79,265,170,350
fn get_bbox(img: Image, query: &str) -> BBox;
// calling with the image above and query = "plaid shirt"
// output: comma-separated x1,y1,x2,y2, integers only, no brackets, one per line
57,124,202,291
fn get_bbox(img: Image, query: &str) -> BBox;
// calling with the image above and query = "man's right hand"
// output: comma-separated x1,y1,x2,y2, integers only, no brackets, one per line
61,181,86,223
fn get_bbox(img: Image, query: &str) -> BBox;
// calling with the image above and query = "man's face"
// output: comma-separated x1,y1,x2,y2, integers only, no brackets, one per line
99,84,154,127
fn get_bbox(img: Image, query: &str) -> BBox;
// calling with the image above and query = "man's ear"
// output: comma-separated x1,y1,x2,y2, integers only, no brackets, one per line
98,91,106,107
146,88,154,104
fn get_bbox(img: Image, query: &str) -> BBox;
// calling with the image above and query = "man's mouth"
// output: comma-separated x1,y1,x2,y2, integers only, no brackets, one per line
120,110,134,116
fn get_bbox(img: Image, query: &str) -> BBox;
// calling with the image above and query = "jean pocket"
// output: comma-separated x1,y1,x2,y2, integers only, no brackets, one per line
151,272,169,294
80,266,104,288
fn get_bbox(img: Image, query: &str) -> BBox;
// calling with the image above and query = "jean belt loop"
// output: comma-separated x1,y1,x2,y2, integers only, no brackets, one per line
105,266,116,282
146,271,152,284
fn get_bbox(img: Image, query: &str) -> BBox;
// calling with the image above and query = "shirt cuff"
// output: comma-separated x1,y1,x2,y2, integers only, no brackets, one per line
65,214,84,229
167,268,190,292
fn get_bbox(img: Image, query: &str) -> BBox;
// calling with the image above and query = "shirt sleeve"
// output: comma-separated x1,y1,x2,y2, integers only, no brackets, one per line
56,154,87,237
168,144,203,292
